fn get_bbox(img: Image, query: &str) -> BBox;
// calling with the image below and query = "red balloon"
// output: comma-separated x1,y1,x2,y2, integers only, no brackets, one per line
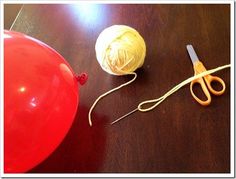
4,30,87,173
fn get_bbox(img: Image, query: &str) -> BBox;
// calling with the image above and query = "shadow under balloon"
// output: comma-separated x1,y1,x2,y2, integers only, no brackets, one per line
29,105,109,173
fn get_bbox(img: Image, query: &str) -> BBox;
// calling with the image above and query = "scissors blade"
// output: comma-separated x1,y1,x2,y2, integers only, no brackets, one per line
186,44,200,65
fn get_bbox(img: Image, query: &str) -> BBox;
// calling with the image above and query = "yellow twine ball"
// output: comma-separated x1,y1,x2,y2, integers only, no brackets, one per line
95,25,146,75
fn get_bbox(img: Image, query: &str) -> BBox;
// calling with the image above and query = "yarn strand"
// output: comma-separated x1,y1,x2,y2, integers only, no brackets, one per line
88,72,137,126
110,64,230,125
138,64,230,112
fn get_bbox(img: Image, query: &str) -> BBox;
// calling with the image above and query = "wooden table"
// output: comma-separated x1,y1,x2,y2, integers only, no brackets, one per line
5,4,230,173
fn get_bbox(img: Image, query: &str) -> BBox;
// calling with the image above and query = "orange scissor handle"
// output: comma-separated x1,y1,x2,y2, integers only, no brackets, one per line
190,61,226,106
190,77,211,106
203,75,226,95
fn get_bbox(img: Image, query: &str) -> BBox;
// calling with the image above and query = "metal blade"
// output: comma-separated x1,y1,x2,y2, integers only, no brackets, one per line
186,44,199,64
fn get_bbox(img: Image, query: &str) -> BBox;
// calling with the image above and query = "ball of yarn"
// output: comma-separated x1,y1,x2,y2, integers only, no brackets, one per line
95,25,146,75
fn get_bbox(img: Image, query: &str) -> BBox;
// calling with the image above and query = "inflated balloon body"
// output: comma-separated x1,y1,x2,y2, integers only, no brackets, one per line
4,30,87,173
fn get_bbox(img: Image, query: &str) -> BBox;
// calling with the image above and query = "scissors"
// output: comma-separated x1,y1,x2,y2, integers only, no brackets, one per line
186,45,226,106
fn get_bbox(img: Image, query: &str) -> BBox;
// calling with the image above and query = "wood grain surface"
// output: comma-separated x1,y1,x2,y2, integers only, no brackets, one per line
5,4,230,173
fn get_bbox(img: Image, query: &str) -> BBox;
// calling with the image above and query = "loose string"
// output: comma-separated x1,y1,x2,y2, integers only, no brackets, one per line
88,72,137,126
137,64,230,112
89,64,230,126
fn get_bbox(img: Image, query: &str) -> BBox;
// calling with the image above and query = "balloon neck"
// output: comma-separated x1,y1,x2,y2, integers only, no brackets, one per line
76,73,88,85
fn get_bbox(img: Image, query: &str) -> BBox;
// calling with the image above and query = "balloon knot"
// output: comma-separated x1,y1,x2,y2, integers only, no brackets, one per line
76,73,88,85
